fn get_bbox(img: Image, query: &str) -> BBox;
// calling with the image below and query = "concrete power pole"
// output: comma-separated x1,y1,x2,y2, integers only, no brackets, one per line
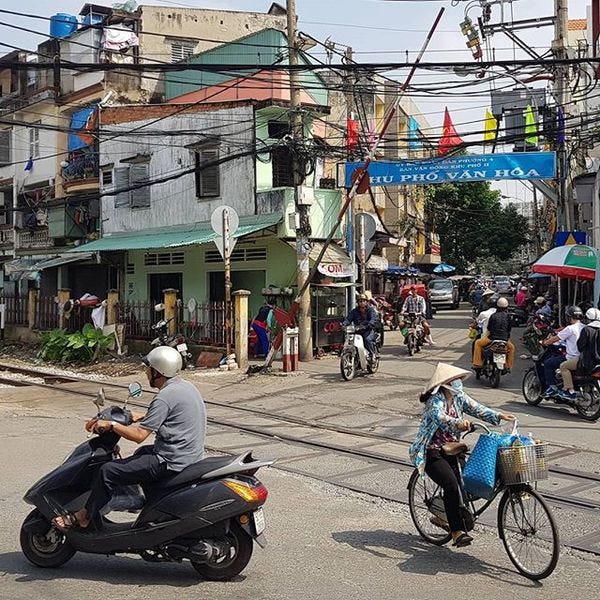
287,0,312,361
553,0,572,231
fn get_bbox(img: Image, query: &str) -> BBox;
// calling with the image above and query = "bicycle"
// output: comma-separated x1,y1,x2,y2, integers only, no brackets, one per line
407,423,559,580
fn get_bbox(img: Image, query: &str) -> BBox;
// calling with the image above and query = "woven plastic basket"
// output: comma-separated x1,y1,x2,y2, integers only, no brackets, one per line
497,443,548,485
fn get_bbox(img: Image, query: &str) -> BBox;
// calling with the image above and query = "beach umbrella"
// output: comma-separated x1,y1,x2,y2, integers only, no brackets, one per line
532,245,596,280
433,262,456,274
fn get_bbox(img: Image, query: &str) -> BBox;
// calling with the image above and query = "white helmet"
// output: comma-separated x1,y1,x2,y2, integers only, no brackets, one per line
585,307,600,322
143,346,182,378
496,297,509,308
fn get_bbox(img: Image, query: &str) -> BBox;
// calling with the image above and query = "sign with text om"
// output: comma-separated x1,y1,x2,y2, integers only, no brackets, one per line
344,152,556,186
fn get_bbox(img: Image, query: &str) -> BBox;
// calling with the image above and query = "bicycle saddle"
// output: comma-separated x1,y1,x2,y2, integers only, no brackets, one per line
441,441,468,456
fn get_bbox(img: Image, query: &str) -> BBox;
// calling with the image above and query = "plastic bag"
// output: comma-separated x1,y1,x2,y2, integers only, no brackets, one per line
101,484,145,513
468,327,478,340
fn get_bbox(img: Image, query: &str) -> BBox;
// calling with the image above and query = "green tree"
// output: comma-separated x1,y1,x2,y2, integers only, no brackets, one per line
425,181,530,272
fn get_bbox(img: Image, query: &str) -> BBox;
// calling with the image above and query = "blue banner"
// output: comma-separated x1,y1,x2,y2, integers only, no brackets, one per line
344,152,556,186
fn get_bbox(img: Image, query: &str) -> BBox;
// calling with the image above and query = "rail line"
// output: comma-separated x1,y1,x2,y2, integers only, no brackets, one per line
2,362,600,556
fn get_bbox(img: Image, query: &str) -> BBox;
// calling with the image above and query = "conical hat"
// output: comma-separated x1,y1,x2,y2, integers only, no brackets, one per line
424,362,471,394
481,288,495,297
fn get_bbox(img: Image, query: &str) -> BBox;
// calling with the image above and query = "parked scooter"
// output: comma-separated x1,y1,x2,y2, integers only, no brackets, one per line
20,384,272,580
521,345,600,421
475,340,508,388
340,324,381,380
152,303,193,369
403,312,426,356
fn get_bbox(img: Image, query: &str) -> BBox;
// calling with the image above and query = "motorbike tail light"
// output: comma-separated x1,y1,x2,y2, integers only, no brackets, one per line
593,371,600,379
224,479,268,503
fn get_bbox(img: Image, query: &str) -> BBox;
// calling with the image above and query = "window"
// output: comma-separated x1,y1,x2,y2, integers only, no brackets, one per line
144,251,185,267
272,146,294,187
0,129,11,166
29,122,40,158
205,247,267,263
171,41,196,63
194,147,220,198
101,166,113,186
113,163,151,209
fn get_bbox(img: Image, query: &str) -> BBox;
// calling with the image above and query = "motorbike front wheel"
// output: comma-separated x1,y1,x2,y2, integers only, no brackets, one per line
576,383,600,421
340,349,357,381
20,510,76,568
522,368,543,405
191,522,254,581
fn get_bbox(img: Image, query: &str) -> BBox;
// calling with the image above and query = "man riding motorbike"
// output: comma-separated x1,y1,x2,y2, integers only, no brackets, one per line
52,346,206,530
472,297,515,374
402,285,435,345
343,293,380,358
540,305,584,399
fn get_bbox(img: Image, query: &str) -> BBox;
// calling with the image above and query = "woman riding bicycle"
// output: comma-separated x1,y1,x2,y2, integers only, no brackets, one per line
409,363,515,548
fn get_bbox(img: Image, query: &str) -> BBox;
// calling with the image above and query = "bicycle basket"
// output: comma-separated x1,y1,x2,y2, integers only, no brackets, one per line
497,443,548,485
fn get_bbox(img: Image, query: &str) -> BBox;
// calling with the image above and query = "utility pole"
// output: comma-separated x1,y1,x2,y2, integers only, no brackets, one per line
532,186,542,256
287,0,312,361
553,0,572,231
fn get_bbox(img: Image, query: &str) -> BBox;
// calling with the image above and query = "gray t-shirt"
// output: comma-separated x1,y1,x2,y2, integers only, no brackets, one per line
139,377,206,472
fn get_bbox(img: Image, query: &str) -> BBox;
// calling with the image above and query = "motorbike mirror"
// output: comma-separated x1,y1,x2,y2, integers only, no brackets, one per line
128,382,143,399
154,303,165,312
94,387,106,410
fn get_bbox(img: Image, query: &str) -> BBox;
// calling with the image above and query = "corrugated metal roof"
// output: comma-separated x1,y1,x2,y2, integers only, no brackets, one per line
69,213,282,252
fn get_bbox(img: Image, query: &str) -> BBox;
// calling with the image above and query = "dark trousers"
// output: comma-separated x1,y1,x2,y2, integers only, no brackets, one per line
424,449,464,533
252,322,269,356
84,445,169,521
543,353,565,388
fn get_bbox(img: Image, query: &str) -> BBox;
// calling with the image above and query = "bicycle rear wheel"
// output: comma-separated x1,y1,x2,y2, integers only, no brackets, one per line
497,486,559,580
407,470,452,546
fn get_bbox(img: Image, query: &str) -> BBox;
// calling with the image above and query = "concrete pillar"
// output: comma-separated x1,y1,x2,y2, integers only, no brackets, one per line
163,288,178,336
27,288,39,330
58,289,71,329
233,289,251,370
107,289,119,325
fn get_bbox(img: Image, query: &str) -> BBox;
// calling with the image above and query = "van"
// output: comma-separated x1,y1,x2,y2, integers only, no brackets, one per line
428,278,459,310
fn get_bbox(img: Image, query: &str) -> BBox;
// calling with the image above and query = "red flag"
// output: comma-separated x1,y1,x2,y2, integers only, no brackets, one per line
438,107,463,156
347,116,359,151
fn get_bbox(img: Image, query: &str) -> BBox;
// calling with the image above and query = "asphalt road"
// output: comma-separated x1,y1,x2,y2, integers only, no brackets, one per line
0,304,599,599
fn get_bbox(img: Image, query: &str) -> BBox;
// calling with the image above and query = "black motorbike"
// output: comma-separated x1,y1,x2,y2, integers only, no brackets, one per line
151,303,193,369
475,339,508,388
20,384,273,581
403,312,426,356
522,345,600,421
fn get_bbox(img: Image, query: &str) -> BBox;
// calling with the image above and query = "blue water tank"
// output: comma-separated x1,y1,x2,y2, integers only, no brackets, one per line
50,14,78,39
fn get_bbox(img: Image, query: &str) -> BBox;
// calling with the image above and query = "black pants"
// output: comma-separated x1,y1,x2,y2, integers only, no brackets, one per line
424,449,465,533
84,445,169,521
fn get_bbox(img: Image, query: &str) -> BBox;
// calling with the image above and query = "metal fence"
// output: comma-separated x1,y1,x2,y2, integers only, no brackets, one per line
0,292,28,325
118,300,156,340
35,295,59,331
178,301,231,347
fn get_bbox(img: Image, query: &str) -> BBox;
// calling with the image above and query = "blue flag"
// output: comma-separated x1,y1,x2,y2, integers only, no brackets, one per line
408,116,422,150
24,157,33,172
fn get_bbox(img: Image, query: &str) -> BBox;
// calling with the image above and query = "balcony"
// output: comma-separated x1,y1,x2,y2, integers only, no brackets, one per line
0,226,15,248
62,152,100,194
16,227,52,250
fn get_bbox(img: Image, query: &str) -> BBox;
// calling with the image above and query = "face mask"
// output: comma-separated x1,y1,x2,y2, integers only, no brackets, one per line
443,379,463,395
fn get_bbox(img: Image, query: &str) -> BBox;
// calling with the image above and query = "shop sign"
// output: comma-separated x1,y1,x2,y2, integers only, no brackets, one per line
317,262,353,278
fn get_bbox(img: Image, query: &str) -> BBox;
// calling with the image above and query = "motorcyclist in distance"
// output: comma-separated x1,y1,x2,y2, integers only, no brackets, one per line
343,293,380,358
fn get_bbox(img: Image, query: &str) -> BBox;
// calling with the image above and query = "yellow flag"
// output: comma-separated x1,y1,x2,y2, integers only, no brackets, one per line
484,109,498,141
525,104,538,145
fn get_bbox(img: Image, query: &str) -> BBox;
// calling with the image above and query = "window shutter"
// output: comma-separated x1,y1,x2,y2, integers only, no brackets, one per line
0,130,10,166
129,163,151,208
113,166,130,208
196,148,220,198
171,42,195,63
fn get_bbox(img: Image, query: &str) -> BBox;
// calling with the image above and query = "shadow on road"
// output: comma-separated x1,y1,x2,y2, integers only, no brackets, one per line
0,550,246,587
332,529,541,588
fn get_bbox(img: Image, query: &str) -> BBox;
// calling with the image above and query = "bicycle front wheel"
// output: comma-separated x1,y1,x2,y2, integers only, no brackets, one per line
497,486,559,580
407,470,452,546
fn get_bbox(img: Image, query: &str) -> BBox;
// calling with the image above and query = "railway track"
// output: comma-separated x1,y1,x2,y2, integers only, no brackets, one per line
2,362,600,556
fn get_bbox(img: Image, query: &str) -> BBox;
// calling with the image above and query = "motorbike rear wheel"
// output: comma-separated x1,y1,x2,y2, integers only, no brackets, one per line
191,522,253,581
340,349,357,381
490,366,501,389
20,510,76,568
522,368,543,406
367,352,380,374
576,383,600,421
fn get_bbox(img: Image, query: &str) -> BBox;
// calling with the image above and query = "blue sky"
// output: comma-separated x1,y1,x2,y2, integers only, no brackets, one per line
0,0,592,202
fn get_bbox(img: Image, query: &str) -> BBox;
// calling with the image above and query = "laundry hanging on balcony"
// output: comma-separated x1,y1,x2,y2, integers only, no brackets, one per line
68,106,98,152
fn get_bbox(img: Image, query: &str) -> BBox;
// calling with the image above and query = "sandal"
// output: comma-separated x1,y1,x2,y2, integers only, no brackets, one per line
452,532,473,548
52,511,82,531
